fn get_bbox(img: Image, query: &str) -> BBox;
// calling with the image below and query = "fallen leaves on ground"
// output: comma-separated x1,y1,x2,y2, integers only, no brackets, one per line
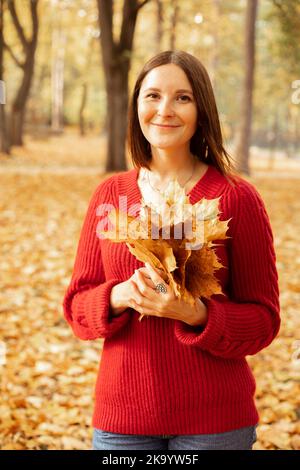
0,140,299,449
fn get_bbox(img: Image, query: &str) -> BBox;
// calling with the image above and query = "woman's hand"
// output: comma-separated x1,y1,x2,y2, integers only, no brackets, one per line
109,270,149,317
130,262,208,327
109,267,168,317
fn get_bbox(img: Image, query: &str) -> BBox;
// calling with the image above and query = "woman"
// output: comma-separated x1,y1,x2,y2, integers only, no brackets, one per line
62,51,280,450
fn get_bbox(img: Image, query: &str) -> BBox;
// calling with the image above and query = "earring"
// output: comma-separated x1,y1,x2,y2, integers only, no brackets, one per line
203,137,208,159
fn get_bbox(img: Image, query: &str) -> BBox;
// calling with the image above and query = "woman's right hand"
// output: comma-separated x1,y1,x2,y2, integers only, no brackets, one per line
109,268,159,317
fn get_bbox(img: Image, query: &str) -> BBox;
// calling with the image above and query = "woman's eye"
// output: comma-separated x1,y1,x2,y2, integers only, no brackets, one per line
146,93,159,98
145,94,191,102
178,95,191,102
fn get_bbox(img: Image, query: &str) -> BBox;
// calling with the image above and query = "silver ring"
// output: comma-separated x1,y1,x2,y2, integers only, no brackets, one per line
155,283,167,294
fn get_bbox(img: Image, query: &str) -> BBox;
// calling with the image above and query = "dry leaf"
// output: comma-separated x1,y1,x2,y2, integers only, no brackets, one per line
98,177,230,321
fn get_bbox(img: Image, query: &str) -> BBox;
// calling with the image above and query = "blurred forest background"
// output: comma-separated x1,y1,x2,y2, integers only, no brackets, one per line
0,0,300,450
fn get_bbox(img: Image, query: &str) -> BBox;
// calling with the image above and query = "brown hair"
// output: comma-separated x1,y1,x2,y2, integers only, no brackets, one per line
127,50,239,186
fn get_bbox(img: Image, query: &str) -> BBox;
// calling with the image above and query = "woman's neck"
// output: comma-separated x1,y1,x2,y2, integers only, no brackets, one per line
149,149,196,183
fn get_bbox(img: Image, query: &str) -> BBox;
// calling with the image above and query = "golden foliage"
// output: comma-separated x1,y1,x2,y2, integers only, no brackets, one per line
97,178,230,320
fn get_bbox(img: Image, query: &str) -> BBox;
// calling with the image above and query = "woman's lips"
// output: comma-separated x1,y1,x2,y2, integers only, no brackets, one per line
151,123,180,128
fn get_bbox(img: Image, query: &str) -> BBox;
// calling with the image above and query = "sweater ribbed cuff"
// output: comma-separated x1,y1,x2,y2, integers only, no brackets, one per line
174,298,226,350
75,278,131,339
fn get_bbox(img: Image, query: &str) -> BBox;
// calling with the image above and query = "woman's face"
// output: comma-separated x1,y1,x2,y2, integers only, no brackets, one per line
137,63,198,151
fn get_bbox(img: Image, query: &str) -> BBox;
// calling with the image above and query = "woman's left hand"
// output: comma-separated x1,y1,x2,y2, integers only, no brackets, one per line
130,262,208,327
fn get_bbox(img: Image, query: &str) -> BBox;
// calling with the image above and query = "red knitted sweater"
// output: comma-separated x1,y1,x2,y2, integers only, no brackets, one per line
62,165,281,435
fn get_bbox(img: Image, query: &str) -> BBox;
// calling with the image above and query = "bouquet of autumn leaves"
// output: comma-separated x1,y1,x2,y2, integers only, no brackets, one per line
97,178,231,321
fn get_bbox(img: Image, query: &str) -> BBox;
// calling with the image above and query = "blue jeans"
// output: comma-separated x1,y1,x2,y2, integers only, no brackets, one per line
92,425,258,450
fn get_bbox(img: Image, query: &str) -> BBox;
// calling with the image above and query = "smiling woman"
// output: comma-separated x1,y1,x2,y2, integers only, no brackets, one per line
134,63,201,192
136,63,199,187
62,50,280,451
127,50,236,186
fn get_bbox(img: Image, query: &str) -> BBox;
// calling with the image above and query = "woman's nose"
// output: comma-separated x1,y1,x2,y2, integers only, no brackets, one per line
157,97,175,116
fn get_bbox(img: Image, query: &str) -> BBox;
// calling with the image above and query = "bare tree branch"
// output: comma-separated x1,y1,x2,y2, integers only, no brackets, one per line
7,0,28,50
119,0,138,51
97,0,114,68
3,40,25,69
30,0,39,43
136,0,151,13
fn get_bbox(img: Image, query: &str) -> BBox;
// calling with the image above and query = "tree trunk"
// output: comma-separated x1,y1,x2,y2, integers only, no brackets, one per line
97,0,150,172
0,0,10,154
78,36,95,136
155,0,163,53
294,112,300,154
234,0,258,175
10,48,36,145
7,0,39,146
10,107,26,146
268,111,279,170
79,83,88,136
210,0,221,90
106,63,129,171
284,107,292,159
169,0,179,50
51,25,65,133
0,87,9,154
